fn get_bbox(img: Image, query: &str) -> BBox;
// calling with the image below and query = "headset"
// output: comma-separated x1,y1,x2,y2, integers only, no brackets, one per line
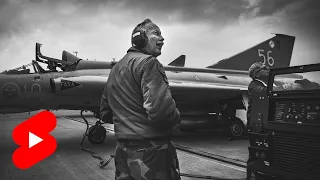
131,22,148,48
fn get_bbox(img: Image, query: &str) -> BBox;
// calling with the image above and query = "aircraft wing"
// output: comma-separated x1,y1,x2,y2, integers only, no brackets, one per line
164,66,248,76
166,81,247,113
170,80,245,99
170,81,247,91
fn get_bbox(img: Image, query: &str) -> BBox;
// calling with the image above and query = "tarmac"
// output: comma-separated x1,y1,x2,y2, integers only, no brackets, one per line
0,110,248,180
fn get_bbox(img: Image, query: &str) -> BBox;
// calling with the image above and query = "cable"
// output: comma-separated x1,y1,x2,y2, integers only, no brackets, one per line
77,111,247,179
79,110,114,168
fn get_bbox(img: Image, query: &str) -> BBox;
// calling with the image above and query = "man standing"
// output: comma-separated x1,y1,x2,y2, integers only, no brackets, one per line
246,62,271,129
100,18,181,180
246,62,271,180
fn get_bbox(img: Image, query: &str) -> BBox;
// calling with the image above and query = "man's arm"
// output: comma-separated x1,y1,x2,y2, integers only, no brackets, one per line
100,85,113,123
249,81,267,94
140,57,180,128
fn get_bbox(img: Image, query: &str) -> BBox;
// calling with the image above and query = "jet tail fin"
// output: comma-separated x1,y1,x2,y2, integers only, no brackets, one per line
206,34,295,70
168,55,186,67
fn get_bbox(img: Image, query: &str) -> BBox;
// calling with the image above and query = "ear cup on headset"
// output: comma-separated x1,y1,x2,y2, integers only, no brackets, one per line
132,29,148,48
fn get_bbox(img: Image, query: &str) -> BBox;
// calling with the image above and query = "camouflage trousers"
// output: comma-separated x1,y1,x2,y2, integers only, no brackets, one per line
114,139,181,180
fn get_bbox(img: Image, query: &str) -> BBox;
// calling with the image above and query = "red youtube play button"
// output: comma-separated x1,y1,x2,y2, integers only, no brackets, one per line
12,111,57,169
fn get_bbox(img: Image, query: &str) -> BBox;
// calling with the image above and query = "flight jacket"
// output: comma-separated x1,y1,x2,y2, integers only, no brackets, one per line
100,47,180,140
246,79,267,126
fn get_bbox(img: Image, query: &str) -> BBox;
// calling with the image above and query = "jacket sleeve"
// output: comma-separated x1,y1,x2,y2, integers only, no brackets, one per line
100,85,113,123
140,57,180,128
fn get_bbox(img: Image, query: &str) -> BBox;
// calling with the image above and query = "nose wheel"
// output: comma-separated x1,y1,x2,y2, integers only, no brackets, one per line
79,110,114,168
80,110,107,144
88,123,106,144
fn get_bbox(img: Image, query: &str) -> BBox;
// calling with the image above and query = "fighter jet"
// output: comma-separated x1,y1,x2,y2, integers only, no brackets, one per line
0,34,296,143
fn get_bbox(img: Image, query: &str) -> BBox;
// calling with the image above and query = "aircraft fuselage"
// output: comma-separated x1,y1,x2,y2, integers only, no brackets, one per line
0,68,249,114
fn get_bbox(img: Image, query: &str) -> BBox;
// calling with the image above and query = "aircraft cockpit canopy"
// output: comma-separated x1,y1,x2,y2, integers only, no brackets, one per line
271,65,320,92
1,62,34,74
1,59,66,75
35,42,116,72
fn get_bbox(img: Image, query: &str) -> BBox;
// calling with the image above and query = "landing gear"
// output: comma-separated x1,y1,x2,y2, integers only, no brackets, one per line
79,110,114,168
227,117,245,138
80,110,106,144
88,122,106,144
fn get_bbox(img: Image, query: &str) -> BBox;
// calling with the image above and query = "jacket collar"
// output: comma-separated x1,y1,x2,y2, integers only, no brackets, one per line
127,46,150,55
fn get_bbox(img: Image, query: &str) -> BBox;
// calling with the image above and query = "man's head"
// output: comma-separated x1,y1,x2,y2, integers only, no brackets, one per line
131,18,164,57
248,62,270,81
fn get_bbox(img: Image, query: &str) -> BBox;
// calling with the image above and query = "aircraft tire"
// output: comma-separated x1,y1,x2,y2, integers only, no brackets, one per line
88,125,106,144
227,117,245,138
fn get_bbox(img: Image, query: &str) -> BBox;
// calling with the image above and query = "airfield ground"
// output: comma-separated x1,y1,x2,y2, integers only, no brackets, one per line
0,110,248,180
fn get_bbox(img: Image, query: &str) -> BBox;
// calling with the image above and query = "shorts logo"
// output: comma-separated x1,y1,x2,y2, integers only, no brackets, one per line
12,111,57,169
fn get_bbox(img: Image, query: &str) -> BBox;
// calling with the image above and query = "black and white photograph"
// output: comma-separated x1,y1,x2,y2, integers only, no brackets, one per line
0,0,320,179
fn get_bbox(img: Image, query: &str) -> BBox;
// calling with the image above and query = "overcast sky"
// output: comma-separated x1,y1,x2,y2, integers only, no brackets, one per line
0,0,319,72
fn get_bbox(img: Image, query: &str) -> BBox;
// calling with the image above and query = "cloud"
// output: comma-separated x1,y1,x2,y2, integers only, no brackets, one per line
242,0,320,37
2,0,318,42
0,0,319,71
0,0,251,41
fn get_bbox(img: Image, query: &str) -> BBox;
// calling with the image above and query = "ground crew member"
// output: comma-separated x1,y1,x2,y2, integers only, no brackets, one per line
100,18,181,180
246,62,276,180
246,62,270,180
247,62,270,129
